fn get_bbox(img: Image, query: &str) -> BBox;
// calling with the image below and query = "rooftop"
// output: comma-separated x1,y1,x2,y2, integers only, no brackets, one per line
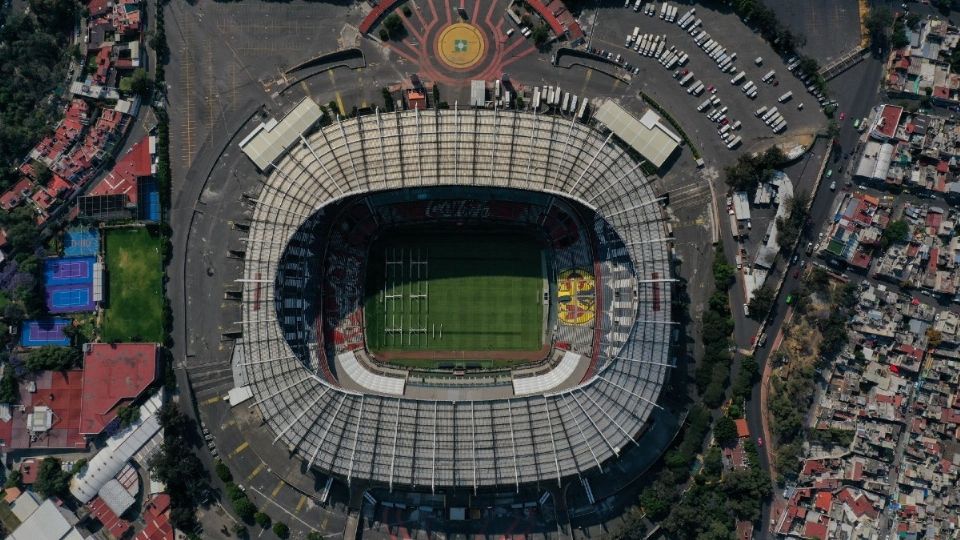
80,343,158,435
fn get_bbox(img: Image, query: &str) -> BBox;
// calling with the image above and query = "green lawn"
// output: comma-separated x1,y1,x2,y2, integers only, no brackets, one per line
102,227,164,342
364,230,545,361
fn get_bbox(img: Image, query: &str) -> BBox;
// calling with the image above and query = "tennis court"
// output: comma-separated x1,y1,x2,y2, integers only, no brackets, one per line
44,256,97,313
64,228,100,257
20,319,72,347
47,285,95,313
44,256,95,286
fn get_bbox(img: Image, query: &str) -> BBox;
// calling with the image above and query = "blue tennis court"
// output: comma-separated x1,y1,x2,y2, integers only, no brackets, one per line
21,319,72,347
47,285,95,313
44,256,96,286
64,228,100,257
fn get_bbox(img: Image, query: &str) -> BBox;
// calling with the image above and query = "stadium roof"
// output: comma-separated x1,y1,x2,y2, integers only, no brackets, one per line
80,343,158,435
237,108,674,490
593,101,680,168
240,97,323,170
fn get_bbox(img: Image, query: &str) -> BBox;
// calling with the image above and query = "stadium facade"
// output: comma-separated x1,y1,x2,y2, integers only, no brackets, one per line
235,103,675,493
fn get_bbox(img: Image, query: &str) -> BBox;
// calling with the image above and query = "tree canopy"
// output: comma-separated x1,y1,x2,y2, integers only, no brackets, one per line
35,457,71,499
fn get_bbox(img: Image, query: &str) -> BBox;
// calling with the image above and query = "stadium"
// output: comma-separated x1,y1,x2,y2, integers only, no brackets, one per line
234,101,675,493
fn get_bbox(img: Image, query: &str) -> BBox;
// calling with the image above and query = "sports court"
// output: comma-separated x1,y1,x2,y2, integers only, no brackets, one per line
64,228,100,257
45,256,97,313
364,230,546,362
21,319,72,347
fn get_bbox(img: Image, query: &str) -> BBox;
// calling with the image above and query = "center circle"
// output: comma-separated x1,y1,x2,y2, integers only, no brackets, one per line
436,22,486,69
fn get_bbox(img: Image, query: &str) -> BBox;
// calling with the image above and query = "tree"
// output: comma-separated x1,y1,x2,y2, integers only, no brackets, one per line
26,346,81,372
382,13,403,39
864,6,893,50
531,25,550,46
748,286,775,320
34,457,70,499
254,511,271,528
702,446,724,479
116,405,140,427
272,522,290,539
0,371,18,404
608,506,647,540
28,0,78,33
233,496,256,522
714,415,739,446
215,460,233,483
4,469,21,489
882,220,909,248
128,68,153,98
232,524,249,539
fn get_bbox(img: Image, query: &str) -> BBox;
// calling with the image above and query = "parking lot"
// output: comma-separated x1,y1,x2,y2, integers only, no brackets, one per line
588,2,825,159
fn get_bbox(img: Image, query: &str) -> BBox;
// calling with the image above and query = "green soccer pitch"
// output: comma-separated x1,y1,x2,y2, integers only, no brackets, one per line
363,229,547,364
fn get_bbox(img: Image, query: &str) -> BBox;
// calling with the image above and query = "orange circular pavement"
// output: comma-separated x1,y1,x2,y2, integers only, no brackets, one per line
436,22,486,70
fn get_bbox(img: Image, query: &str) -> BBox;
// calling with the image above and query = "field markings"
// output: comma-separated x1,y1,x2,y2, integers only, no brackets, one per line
201,396,220,406
295,495,308,514
230,441,249,457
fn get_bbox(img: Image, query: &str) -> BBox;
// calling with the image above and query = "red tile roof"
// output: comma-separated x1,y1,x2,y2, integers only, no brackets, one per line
815,491,833,513
734,418,749,438
875,104,903,139
0,178,34,210
19,459,40,485
80,343,158,435
0,370,86,450
89,496,133,538
136,494,174,540
837,488,879,519
87,136,152,205
804,521,829,540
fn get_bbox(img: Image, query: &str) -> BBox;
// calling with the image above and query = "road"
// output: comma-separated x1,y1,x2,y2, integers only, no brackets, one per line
736,51,888,536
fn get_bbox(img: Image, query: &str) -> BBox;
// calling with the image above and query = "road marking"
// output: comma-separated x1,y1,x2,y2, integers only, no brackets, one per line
328,70,345,115
246,463,265,482
579,68,593,96
249,486,321,532
270,479,285,497
295,495,307,514
230,441,249,457
201,396,220,406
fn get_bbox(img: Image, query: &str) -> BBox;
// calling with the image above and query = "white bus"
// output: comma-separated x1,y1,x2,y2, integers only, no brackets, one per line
761,69,776,83
778,91,793,103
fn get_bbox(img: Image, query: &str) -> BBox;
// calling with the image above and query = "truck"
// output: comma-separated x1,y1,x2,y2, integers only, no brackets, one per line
761,69,776,83
761,107,777,122
659,2,668,19
676,53,689,65
697,98,712,112
726,135,742,149
679,72,695,86
755,106,768,117
689,81,705,95
778,91,793,103
633,0,643,11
